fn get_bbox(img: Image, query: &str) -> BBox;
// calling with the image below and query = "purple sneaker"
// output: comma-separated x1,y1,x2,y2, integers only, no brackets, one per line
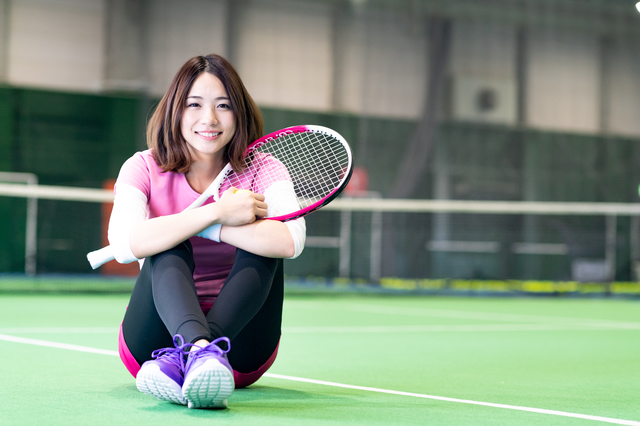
182,337,235,409
135,335,191,405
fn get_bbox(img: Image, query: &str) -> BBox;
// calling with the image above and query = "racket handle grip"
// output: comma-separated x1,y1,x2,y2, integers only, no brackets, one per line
86,246,115,269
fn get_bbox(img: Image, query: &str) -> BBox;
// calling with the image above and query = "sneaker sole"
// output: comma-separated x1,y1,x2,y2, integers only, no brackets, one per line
136,363,186,405
183,358,235,409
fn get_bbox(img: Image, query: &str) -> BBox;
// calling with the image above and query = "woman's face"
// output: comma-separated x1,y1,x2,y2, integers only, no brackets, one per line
180,72,237,164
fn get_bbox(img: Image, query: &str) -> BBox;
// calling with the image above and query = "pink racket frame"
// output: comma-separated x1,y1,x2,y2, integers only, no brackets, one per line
245,125,353,222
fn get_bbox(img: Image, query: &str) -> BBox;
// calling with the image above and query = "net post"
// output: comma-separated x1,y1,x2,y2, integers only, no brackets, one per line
370,208,383,282
605,214,617,282
339,208,351,278
364,191,383,283
341,188,383,282
631,215,640,280
25,177,38,276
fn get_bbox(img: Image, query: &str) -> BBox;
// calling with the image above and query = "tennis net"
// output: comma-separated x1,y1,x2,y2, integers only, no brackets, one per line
1,181,640,296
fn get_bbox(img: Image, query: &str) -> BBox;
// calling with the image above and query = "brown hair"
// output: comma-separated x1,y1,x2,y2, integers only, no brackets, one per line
147,54,263,173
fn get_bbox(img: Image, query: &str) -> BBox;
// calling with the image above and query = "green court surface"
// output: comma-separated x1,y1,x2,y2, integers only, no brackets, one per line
1,291,639,425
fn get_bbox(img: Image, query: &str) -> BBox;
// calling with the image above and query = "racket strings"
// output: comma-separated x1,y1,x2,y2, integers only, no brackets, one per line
308,134,349,201
223,130,350,213
263,132,348,207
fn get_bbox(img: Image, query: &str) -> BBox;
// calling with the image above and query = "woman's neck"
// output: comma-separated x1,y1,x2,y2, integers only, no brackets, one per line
185,157,225,195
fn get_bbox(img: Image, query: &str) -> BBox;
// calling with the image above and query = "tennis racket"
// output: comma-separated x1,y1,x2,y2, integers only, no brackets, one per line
87,125,353,269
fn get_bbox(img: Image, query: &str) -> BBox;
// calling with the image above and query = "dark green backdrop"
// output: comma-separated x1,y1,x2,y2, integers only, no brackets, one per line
1,85,639,280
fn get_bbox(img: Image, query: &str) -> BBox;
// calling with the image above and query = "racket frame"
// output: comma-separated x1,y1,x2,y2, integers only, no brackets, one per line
243,125,353,222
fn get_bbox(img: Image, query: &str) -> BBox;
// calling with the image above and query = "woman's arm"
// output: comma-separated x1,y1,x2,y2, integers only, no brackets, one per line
217,178,307,259
109,179,304,262
219,219,296,258
128,189,267,259
129,204,223,259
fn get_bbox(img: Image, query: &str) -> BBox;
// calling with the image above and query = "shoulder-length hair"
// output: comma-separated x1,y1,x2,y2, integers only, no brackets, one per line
147,54,263,174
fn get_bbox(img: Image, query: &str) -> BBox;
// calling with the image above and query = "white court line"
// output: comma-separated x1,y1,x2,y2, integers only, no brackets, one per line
1,332,639,425
0,327,117,334
344,304,640,328
264,373,640,426
0,333,118,356
292,302,640,329
3,322,639,336
282,322,640,333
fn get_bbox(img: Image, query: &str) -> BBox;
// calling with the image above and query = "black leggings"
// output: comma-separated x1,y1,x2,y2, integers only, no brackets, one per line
121,240,283,373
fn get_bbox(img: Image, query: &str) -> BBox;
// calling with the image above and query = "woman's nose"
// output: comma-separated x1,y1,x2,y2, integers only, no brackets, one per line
201,107,218,125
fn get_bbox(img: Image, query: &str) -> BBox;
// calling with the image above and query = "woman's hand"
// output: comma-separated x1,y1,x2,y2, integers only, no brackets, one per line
214,188,268,226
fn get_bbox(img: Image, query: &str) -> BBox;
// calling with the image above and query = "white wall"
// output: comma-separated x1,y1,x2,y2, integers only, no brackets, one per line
2,0,640,138
449,20,517,124
234,0,333,111
0,0,9,80
147,0,228,96
526,28,601,133
335,7,427,119
450,20,516,80
607,39,640,137
7,0,105,91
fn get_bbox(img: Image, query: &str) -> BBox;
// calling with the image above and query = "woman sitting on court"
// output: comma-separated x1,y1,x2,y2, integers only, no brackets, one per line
108,54,306,409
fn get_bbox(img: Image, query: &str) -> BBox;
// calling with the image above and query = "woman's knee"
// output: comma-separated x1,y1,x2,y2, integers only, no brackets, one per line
234,248,278,266
232,249,282,280
149,240,195,272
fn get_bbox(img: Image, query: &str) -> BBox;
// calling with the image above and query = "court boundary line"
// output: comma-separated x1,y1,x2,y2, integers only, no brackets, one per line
0,327,117,334
0,333,119,356
5,322,640,335
282,323,640,333
1,333,638,425
264,373,640,426
297,302,640,328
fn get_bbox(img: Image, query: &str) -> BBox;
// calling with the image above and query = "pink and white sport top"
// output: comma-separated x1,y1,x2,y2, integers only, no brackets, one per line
109,149,305,304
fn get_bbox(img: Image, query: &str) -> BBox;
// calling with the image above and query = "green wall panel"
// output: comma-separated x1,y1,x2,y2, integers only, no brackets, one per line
0,87,639,279
0,87,13,171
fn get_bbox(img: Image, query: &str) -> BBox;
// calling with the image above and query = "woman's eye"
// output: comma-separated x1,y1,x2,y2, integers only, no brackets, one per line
218,103,231,109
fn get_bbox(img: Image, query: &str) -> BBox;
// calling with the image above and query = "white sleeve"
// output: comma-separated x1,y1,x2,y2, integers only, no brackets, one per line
107,184,147,264
263,181,306,259
284,217,306,259
196,224,222,242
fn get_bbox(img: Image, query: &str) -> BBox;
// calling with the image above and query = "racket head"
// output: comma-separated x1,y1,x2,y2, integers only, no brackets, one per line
219,125,353,221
